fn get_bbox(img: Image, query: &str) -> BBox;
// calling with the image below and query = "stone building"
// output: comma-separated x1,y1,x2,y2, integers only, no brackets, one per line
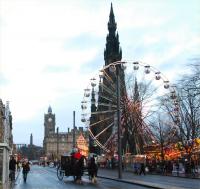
43,106,88,160
0,100,13,187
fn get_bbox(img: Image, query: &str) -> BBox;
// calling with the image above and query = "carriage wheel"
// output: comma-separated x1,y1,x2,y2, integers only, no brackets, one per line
57,166,64,181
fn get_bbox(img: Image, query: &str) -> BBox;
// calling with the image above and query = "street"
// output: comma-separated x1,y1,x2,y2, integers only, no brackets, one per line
13,165,149,189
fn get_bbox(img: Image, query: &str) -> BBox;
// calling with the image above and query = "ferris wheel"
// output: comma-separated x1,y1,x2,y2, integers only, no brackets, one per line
81,61,179,154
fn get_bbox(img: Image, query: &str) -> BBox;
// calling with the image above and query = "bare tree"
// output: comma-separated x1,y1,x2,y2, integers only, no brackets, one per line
149,113,178,163
161,62,200,171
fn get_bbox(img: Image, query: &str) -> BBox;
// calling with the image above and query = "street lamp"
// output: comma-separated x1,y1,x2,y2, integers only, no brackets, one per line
56,127,59,158
73,111,76,148
116,64,122,179
109,61,123,179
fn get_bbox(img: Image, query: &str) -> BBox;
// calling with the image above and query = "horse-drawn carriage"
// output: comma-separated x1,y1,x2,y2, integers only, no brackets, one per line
57,153,98,183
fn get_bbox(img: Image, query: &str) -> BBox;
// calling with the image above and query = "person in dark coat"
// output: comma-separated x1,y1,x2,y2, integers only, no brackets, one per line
176,161,179,176
22,160,30,182
88,157,98,183
9,156,17,181
74,155,85,183
139,163,146,175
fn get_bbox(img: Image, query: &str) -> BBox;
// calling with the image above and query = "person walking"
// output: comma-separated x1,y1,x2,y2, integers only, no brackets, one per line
139,162,146,175
176,161,179,176
17,161,21,172
22,160,30,183
111,157,115,169
191,161,195,177
9,156,17,181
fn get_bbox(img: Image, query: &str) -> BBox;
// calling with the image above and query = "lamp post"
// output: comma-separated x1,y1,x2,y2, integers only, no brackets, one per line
116,63,122,179
56,127,59,158
108,62,123,179
73,111,76,148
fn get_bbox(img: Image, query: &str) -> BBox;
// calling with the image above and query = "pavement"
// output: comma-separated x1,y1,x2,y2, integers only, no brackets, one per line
10,170,20,189
0,170,20,189
8,167,200,189
97,168,200,189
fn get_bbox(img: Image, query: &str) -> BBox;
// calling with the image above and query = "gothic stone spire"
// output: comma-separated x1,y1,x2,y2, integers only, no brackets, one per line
104,3,122,65
108,3,116,32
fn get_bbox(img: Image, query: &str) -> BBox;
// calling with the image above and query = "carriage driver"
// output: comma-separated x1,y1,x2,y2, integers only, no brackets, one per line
71,149,85,184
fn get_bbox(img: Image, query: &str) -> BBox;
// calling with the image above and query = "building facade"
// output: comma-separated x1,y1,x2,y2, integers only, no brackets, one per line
0,100,13,187
43,106,88,160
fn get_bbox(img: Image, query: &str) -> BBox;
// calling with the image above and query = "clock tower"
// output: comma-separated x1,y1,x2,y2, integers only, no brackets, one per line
43,105,88,159
44,106,55,137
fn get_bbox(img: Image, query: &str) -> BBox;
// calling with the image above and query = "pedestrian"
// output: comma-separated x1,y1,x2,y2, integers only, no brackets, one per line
139,162,146,175
9,156,17,181
111,157,115,169
162,161,167,175
17,161,21,171
136,162,141,174
176,161,179,176
133,163,138,174
106,158,109,168
191,161,195,177
22,160,30,183
53,160,57,168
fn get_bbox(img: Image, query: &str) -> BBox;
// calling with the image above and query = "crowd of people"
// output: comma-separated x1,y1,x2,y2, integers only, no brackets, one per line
145,159,199,176
96,155,199,177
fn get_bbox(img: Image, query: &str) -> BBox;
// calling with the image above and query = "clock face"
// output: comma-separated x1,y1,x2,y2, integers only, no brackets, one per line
48,118,52,122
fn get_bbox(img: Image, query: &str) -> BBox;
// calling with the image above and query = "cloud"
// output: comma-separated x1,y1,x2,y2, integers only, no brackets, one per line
42,65,70,73
63,33,103,50
0,74,9,85
0,0,199,145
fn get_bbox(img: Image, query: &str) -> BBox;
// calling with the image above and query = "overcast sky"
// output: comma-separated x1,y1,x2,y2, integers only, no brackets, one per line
0,0,199,146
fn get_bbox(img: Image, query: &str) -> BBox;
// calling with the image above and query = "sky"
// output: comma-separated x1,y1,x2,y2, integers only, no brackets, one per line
0,0,200,146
